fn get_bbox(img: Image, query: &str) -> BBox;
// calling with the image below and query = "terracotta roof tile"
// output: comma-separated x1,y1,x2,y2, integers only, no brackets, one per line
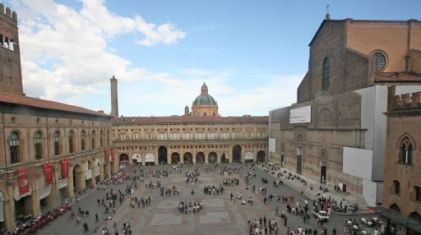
0,92,109,117
115,115,268,125
373,72,421,83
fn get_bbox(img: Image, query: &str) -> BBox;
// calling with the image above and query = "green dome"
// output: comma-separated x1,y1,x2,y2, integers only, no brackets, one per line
193,94,218,106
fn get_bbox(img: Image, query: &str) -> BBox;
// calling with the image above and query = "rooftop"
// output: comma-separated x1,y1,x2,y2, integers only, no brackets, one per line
115,115,268,125
0,92,109,117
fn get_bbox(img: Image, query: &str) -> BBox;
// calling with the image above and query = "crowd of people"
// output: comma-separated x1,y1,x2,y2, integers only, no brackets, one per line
204,184,224,195
247,216,280,235
223,177,240,186
178,200,203,214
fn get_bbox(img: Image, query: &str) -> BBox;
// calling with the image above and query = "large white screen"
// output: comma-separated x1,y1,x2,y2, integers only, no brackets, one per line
269,138,276,153
343,147,373,180
290,105,311,124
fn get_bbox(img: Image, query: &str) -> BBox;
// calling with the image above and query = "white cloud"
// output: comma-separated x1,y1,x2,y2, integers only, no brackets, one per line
12,0,185,105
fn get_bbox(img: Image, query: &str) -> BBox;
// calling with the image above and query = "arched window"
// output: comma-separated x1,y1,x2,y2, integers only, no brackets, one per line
54,130,60,156
68,130,74,153
322,57,330,90
107,130,110,146
100,130,104,147
393,180,400,195
9,132,20,164
34,131,42,160
91,130,96,149
399,136,413,165
80,130,86,151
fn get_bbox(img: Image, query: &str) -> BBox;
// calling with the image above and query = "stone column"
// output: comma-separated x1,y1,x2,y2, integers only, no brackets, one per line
205,152,209,164
180,151,184,164
192,152,196,164
67,168,75,199
27,176,41,217
4,183,16,232
46,182,60,209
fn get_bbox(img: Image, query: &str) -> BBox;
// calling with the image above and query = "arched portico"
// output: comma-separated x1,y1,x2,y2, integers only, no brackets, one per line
232,145,242,163
119,153,129,168
208,152,217,163
257,151,265,163
171,152,180,164
72,164,84,192
183,152,193,164
196,152,205,164
158,146,168,165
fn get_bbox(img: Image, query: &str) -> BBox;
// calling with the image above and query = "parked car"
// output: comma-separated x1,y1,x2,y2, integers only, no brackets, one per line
313,210,329,222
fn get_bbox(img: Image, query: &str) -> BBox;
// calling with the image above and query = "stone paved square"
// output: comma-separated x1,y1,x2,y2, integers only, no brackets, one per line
200,211,230,224
150,213,182,226
204,198,225,208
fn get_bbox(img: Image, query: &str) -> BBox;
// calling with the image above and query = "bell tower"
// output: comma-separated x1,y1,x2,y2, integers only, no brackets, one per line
0,4,23,95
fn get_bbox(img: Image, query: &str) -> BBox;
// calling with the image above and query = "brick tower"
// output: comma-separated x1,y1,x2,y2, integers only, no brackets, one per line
110,75,119,117
0,4,23,95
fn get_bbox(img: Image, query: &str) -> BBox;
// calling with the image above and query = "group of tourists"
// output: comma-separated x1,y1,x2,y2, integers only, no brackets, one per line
178,200,203,214
160,185,180,196
222,177,240,186
185,169,200,183
247,216,279,235
203,184,224,195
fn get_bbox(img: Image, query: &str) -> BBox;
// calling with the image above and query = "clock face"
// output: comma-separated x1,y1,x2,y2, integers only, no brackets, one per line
373,52,386,72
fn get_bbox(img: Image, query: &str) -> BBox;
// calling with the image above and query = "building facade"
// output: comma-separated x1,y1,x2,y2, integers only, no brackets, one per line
382,86,421,234
269,18,421,206
0,5,116,231
113,84,269,167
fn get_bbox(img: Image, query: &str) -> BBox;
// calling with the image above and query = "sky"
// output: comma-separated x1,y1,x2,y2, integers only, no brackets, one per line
4,0,421,116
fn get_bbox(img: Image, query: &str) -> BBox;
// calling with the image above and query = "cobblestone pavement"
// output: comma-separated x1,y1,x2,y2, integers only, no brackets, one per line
37,164,381,235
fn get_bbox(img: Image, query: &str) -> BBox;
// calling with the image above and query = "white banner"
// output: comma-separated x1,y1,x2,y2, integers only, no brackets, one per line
290,105,311,124
269,138,276,153
145,153,155,162
85,169,92,180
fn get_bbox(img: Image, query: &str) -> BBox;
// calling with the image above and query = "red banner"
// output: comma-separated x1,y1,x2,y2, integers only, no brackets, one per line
61,159,69,179
17,167,30,194
111,149,115,161
43,162,53,185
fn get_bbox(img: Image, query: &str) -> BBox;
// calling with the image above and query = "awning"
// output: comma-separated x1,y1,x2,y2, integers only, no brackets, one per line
132,153,141,161
382,208,421,233
245,152,253,160
145,153,155,162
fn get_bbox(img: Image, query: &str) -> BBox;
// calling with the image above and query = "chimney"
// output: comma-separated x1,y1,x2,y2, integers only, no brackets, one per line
110,75,119,117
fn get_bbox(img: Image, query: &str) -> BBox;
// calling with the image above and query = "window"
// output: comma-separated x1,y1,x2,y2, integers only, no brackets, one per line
9,132,20,164
34,131,42,160
322,57,330,90
80,130,86,150
393,180,400,195
399,136,413,165
68,130,74,153
91,131,96,149
415,186,421,202
54,131,60,156
372,51,387,72
100,130,104,147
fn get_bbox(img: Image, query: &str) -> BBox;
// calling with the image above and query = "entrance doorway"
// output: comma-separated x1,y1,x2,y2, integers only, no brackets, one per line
257,151,265,163
296,146,303,175
208,152,217,163
73,164,83,191
183,152,193,164
320,160,327,184
232,145,242,163
196,152,205,164
171,152,180,164
221,153,228,163
119,154,129,168
158,146,168,165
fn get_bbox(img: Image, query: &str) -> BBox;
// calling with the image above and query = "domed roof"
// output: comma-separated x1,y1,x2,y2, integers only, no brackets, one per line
192,82,218,106
193,94,218,106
